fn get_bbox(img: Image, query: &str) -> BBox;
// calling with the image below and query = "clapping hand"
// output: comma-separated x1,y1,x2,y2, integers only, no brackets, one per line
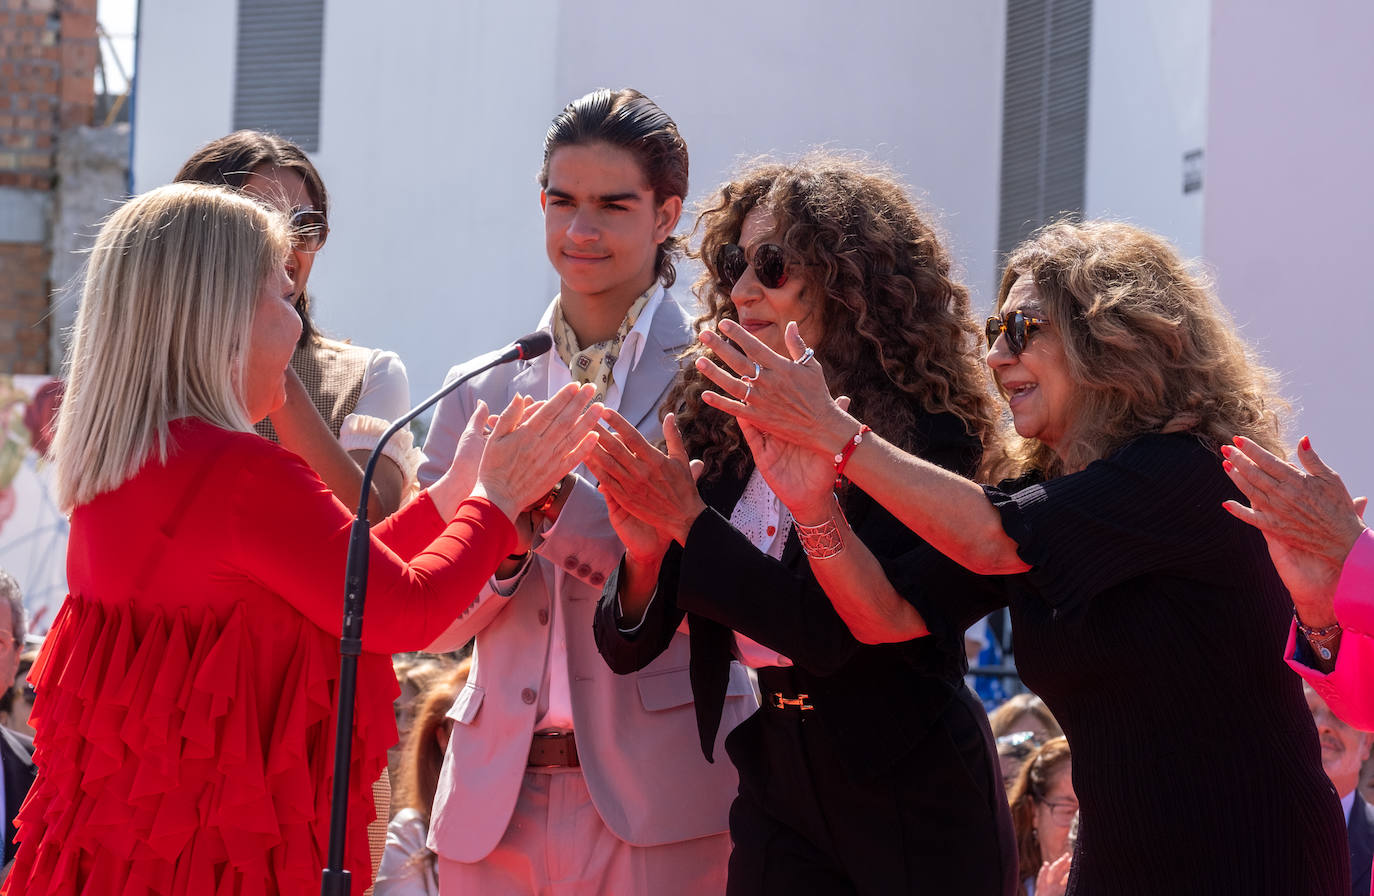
585,410,706,563
473,383,602,521
1222,435,1368,622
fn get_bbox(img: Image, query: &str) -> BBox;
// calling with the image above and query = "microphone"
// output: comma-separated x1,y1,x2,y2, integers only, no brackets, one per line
321,330,552,894
504,330,553,363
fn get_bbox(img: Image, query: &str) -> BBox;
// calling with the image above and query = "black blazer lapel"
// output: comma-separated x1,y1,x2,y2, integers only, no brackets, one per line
686,468,751,762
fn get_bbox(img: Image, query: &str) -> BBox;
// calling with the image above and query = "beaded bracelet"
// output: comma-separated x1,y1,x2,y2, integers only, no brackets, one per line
833,425,871,487
1296,614,1342,662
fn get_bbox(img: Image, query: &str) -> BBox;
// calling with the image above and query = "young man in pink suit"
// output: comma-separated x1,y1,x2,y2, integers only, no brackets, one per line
1224,435,1374,894
417,89,755,895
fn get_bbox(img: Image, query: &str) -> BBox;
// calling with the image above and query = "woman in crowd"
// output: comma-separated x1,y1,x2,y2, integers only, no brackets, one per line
375,659,470,895
694,219,1349,893
175,130,415,519
590,154,1016,895
1008,737,1074,896
3,183,601,895
988,693,1062,788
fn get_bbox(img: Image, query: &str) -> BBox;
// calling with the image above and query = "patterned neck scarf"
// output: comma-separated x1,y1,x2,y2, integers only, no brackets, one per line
551,286,655,402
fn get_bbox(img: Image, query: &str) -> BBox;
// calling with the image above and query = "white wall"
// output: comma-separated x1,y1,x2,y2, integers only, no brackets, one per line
1205,0,1374,497
1084,0,1209,259
130,0,1008,399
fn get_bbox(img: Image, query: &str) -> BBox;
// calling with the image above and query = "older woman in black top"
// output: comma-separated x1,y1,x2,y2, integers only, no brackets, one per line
587,155,1016,895
696,220,1349,894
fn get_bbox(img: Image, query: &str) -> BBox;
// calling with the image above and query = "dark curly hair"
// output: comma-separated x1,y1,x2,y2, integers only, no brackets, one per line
538,88,689,288
667,153,1000,482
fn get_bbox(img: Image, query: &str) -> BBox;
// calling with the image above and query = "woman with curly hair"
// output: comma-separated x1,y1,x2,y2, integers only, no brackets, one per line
695,219,1349,893
589,154,1016,895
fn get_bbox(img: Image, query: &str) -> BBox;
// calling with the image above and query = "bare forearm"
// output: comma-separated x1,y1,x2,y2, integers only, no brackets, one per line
836,431,1027,575
270,373,391,518
798,499,928,643
616,553,663,628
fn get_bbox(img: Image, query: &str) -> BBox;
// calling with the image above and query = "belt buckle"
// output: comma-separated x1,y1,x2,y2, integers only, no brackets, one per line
771,692,814,711
529,730,579,768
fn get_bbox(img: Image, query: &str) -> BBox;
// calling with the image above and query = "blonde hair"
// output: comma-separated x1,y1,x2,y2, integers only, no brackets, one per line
994,220,1287,478
51,182,290,510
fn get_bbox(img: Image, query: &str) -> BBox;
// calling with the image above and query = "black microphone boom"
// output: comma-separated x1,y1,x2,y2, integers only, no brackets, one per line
320,331,552,895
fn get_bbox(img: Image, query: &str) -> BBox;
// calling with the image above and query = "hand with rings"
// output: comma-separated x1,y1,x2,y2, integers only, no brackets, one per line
694,319,856,459
741,361,762,404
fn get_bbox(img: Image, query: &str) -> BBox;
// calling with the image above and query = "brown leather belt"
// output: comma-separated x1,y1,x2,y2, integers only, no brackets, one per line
528,730,579,768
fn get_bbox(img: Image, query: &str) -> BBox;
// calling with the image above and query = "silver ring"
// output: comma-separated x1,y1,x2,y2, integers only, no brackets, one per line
742,382,753,403
796,347,815,366
741,361,762,383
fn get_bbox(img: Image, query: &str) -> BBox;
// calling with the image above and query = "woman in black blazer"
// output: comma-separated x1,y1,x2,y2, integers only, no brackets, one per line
588,154,1016,896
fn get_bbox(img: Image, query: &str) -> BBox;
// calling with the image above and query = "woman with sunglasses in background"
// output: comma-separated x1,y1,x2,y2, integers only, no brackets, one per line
1007,737,1075,896
693,219,1349,893
589,154,1016,895
176,131,416,520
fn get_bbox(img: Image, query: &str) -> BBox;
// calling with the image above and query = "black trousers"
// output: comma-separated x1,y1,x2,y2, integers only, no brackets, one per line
725,671,1015,896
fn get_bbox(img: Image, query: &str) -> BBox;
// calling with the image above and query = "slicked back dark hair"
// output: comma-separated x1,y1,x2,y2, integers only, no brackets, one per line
538,88,688,287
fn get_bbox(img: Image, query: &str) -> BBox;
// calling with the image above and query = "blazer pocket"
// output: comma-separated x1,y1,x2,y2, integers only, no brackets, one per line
446,682,484,725
636,665,693,712
636,662,755,711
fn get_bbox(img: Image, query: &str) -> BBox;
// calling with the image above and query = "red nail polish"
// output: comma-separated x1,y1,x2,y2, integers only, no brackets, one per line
1299,436,1311,452
1220,445,1232,458
1222,460,1234,473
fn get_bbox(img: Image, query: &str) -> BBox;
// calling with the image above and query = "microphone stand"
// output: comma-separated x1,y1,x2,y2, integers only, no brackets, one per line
321,337,547,895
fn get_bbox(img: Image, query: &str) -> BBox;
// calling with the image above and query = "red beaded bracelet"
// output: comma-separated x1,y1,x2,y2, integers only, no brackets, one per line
833,425,871,487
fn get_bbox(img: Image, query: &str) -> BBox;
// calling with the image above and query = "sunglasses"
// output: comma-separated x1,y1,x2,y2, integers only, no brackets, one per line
289,208,330,253
985,310,1050,355
716,242,789,290
995,729,1045,761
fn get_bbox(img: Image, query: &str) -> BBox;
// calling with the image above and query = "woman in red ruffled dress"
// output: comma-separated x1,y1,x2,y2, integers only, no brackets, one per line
2,182,601,895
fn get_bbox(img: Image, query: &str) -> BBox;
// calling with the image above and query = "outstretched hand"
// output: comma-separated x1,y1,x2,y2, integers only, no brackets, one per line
738,395,852,525
696,320,856,458
473,382,602,521
1222,435,1368,623
585,410,706,556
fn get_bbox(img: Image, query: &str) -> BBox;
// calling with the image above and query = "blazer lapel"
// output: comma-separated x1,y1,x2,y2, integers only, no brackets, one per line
617,292,692,432
687,468,752,762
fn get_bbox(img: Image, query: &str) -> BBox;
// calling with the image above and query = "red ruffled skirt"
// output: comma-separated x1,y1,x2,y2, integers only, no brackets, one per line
2,595,398,895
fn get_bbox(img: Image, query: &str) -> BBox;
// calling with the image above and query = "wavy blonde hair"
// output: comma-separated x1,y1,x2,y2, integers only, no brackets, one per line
668,153,1000,480
51,182,290,510
994,220,1287,478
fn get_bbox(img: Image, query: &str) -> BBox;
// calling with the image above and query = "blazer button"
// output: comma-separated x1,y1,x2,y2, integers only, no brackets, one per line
521,688,536,705
589,571,605,587
563,555,579,571
577,563,592,578
537,608,549,625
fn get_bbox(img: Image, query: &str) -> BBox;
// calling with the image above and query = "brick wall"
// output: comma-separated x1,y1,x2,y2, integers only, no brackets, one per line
0,0,97,374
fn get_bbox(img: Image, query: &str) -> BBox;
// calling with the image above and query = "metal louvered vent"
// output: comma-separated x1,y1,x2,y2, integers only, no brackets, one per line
233,0,325,151
997,0,1092,263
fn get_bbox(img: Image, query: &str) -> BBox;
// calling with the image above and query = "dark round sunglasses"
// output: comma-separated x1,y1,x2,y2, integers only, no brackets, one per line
985,310,1050,355
289,208,330,253
715,242,789,290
